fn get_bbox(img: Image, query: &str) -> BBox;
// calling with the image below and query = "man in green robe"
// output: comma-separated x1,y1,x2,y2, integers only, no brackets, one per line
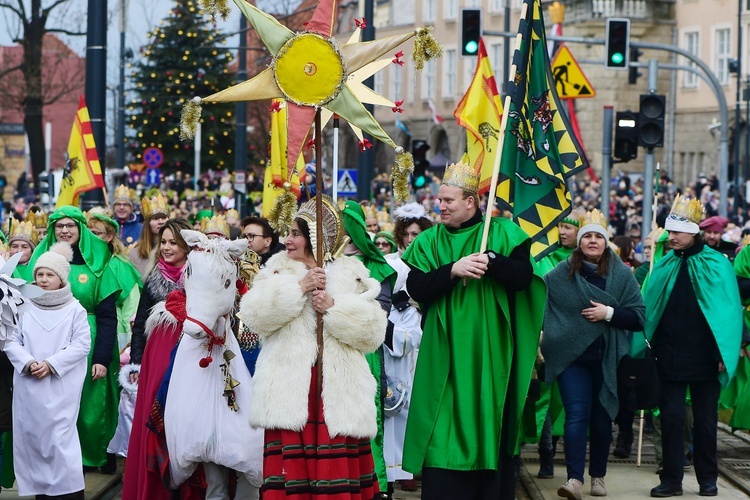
631,197,742,498
401,162,546,499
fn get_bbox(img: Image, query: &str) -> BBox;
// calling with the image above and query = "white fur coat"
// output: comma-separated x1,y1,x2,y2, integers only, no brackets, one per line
239,253,387,439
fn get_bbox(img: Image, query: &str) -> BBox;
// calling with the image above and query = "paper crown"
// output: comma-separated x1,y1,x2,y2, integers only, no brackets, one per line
25,209,48,229
362,204,378,220
670,195,704,225
114,185,135,203
200,214,230,238
141,193,169,219
225,209,240,221
8,221,38,246
443,162,480,195
579,208,608,229
743,234,750,248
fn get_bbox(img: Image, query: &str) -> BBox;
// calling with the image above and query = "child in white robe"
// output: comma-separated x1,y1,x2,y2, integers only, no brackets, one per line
4,242,91,499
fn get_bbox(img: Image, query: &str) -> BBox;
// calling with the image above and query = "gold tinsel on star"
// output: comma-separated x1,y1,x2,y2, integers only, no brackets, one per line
180,97,202,141
267,188,298,235
413,27,443,71
390,147,414,203
198,0,231,21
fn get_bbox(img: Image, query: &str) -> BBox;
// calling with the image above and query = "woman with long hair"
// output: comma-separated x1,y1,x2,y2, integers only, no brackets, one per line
541,209,645,500
121,218,202,500
128,193,169,276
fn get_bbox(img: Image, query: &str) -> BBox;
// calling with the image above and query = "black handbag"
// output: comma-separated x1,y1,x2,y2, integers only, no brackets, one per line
618,336,661,409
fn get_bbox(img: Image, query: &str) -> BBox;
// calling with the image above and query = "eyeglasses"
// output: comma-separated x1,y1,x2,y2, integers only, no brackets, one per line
243,232,265,241
375,241,391,248
54,223,78,231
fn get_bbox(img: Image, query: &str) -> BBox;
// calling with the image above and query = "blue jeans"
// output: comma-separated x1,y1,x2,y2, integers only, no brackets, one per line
557,361,612,483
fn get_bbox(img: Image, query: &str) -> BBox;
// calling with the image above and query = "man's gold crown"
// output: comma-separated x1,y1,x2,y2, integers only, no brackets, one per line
114,184,135,202
200,214,230,238
141,193,169,219
25,209,48,229
670,194,704,224
9,221,38,245
443,161,480,195
579,208,608,228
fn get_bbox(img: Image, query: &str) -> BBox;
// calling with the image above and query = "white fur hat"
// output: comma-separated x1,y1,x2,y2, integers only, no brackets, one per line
33,242,73,284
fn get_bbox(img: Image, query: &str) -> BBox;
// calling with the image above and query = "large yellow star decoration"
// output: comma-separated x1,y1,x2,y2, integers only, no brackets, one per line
180,0,442,211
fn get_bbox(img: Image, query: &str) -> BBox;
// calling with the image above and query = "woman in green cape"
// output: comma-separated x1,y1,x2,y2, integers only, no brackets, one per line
28,205,122,470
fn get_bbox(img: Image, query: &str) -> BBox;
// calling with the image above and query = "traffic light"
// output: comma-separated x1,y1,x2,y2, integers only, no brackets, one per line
460,8,482,57
638,93,666,149
628,47,643,85
411,140,430,189
614,111,639,162
605,18,630,70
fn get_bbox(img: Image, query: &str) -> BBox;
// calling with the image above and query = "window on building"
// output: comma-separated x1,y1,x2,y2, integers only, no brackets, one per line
491,42,505,85
463,56,477,92
443,49,457,98
391,65,403,102
424,0,436,22
422,59,437,100
683,31,699,88
491,0,505,13
374,71,384,97
716,28,731,85
444,0,457,20
394,1,415,26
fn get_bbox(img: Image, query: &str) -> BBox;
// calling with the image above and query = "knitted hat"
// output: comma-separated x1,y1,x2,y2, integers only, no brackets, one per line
576,209,610,245
33,242,73,284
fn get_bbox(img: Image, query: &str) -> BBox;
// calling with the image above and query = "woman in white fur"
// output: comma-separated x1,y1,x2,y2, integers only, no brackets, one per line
240,196,387,499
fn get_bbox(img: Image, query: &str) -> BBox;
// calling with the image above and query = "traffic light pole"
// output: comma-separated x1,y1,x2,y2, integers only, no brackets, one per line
641,59,659,245
601,106,613,216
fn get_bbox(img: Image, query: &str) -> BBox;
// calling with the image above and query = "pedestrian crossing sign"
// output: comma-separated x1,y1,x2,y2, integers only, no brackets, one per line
337,169,357,196
550,46,596,99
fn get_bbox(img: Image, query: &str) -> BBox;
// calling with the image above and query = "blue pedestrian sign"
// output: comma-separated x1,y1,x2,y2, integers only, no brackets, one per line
146,168,162,186
337,169,357,196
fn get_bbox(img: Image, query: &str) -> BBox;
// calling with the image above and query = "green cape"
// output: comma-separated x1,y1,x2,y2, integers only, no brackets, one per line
535,245,574,275
401,216,546,472
342,201,396,287
631,244,743,387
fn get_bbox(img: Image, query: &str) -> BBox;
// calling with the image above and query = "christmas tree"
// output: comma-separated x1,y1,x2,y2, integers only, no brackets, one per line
128,0,235,171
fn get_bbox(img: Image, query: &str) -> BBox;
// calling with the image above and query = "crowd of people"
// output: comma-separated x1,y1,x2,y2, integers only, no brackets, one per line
0,161,746,500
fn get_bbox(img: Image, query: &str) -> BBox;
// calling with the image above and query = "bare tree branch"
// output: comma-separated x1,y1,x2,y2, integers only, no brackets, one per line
41,0,75,18
45,28,86,36
0,1,24,19
0,63,22,80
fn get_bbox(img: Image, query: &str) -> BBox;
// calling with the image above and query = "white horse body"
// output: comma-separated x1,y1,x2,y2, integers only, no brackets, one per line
163,230,263,492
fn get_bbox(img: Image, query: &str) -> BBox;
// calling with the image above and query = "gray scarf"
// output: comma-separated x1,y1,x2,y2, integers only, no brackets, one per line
541,250,645,419
30,283,75,310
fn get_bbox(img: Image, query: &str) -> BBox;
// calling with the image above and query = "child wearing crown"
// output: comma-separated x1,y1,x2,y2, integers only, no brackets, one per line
632,195,743,497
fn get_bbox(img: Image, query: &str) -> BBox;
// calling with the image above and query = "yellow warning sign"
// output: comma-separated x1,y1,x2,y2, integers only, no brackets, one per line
550,45,595,99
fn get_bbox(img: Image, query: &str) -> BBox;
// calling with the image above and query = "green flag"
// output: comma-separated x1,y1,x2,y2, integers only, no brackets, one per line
496,0,588,259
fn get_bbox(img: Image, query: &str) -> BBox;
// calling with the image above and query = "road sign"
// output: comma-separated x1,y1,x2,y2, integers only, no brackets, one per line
234,171,246,194
337,169,357,196
143,147,164,169
550,46,595,99
146,167,162,186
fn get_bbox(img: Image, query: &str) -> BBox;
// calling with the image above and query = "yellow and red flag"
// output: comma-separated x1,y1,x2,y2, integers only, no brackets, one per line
57,96,105,208
262,98,302,217
454,38,503,196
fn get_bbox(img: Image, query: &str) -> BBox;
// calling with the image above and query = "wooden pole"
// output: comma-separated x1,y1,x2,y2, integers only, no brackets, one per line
314,110,324,409
637,162,660,467
479,6,526,253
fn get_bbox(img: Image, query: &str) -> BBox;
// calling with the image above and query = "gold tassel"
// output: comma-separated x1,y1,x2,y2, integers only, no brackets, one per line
413,27,443,72
179,97,202,141
198,0,231,21
391,147,414,203
268,188,298,235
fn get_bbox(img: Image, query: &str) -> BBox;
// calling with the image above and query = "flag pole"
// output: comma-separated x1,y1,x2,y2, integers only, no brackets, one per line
480,28,525,253
333,114,339,203
314,109,324,420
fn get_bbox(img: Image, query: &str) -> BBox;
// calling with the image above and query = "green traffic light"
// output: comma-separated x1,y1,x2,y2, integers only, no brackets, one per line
611,52,624,65
414,175,426,188
465,41,478,55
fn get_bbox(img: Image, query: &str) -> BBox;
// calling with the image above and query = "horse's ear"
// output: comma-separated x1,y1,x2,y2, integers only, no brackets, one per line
222,238,250,258
181,229,207,248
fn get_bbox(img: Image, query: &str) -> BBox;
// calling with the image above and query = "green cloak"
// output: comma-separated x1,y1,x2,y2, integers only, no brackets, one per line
28,206,123,466
631,244,743,387
719,245,750,429
12,263,32,283
109,254,143,350
535,245,574,276
401,216,546,472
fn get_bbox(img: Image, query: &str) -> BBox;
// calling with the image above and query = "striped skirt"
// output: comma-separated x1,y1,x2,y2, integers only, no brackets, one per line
261,367,380,499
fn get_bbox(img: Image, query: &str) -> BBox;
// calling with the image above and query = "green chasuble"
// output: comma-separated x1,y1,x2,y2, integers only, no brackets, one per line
12,263,32,283
631,245,743,387
401,217,546,472
719,245,750,429
535,245,574,276
109,254,143,350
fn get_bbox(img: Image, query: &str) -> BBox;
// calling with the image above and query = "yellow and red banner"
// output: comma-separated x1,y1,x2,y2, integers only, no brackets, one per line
454,38,503,196
262,98,302,217
57,96,105,208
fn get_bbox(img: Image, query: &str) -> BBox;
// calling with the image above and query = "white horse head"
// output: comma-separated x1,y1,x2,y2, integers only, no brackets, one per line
181,229,248,339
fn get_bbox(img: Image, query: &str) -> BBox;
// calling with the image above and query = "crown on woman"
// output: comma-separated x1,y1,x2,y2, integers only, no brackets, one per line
443,162,479,195
9,221,38,245
141,193,169,219
579,208,608,228
670,194,704,224
25,209,48,229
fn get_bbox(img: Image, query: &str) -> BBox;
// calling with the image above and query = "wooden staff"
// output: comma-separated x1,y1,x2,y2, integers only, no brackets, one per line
314,109,324,412
637,162,660,467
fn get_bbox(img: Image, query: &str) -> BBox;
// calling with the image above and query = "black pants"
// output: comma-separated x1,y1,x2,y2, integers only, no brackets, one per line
659,379,720,488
